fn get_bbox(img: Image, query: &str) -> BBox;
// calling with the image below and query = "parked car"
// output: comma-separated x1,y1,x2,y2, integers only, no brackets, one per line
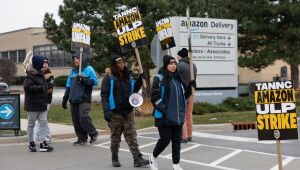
0,82,9,94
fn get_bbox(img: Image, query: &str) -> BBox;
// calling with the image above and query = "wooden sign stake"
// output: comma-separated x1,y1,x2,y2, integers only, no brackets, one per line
79,47,83,75
186,7,195,95
276,139,283,170
132,43,147,88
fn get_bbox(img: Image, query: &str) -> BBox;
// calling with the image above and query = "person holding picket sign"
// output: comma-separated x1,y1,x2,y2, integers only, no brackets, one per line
177,48,197,143
149,55,186,170
62,52,99,145
100,53,149,168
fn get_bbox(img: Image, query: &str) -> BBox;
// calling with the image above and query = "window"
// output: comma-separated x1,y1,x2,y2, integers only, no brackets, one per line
10,51,17,63
33,44,72,67
2,52,8,59
18,50,26,64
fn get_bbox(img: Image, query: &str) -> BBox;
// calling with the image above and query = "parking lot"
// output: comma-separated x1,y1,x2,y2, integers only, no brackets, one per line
94,130,300,170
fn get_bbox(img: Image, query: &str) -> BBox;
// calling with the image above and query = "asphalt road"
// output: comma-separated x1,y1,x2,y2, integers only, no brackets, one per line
1,128,300,170
18,87,101,105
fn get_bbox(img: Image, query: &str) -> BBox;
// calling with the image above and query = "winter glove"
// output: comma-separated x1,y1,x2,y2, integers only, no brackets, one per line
190,80,196,88
62,96,68,109
139,73,148,80
104,111,112,122
77,75,94,86
76,75,87,84
62,100,67,109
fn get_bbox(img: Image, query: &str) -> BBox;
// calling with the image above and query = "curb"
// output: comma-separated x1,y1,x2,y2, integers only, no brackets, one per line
0,124,234,144
0,130,110,144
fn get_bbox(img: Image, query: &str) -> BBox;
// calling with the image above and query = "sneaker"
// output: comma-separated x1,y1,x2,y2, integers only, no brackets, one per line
181,139,188,143
134,154,149,167
188,137,192,142
28,142,36,152
149,155,158,170
39,141,54,152
73,139,87,146
173,164,184,170
90,132,98,144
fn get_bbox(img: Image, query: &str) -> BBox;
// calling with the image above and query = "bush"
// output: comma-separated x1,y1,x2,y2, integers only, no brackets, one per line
0,59,17,85
54,75,68,87
222,97,255,111
193,102,230,115
14,76,26,85
192,96,255,115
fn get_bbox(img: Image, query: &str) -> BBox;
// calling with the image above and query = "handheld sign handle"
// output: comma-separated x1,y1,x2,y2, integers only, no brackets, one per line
79,47,83,75
132,42,147,88
166,44,172,57
186,7,195,95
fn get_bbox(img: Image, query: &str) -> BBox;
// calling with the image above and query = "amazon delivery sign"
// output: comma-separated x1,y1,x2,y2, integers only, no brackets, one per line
0,94,20,130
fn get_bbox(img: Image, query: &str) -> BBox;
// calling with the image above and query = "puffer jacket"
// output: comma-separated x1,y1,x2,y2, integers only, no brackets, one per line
63,65,99,104
24,67,48,112
101,74,143,115
151,73,186,127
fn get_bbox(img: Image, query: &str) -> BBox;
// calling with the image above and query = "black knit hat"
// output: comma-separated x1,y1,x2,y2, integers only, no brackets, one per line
32,55,44,71
111,53,123,66
177,48,188,58
44,57,49,63
163,55,176,69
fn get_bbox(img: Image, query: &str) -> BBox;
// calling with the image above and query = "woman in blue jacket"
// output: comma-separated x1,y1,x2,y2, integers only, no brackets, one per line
149,55,186,170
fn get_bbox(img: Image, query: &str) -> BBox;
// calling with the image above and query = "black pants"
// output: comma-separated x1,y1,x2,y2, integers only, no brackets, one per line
153,125,182,164
70,103,97,141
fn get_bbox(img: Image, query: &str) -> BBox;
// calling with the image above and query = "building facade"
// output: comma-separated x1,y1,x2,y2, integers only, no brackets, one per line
0,27,71,77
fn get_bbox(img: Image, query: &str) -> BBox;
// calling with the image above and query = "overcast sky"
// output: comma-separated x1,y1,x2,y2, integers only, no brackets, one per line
0,0,63,33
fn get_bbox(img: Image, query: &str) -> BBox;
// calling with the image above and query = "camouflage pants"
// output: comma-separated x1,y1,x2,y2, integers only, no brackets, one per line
109,111,141,157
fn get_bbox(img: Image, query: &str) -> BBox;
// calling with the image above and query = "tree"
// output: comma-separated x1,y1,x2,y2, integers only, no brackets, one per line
219,0,300,88
0,59,17,85
43,0,211,92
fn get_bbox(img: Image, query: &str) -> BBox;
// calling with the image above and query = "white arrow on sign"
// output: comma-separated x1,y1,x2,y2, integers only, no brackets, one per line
0,106,12,118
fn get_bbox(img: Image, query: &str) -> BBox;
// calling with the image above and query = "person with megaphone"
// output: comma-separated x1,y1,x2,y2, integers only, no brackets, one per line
100,53,149,168
149,55,186,170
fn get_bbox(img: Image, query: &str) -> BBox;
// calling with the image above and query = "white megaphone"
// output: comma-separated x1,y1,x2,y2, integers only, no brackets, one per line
129,93,143,107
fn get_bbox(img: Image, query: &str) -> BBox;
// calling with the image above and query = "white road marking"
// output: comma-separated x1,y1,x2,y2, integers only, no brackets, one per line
139,141,157,149
269,157,296,170
165,144,202,158
209,149,242,166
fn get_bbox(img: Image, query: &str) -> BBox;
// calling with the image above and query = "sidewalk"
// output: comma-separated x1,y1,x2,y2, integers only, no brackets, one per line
0,119,107,144
0,117,234,144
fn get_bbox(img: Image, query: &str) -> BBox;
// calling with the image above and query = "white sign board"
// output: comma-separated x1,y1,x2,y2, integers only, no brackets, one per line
168,17,238,103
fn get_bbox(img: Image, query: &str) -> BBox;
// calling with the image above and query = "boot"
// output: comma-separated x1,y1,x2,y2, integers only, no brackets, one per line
134,154,149,167
112,153,121,167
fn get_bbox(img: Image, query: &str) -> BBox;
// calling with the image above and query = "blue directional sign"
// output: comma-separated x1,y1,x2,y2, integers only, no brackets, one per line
0,104,14,120
0,94,20,130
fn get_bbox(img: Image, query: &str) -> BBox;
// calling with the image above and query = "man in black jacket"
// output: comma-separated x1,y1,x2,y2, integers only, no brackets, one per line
101,54,149,168
24,55,54,152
